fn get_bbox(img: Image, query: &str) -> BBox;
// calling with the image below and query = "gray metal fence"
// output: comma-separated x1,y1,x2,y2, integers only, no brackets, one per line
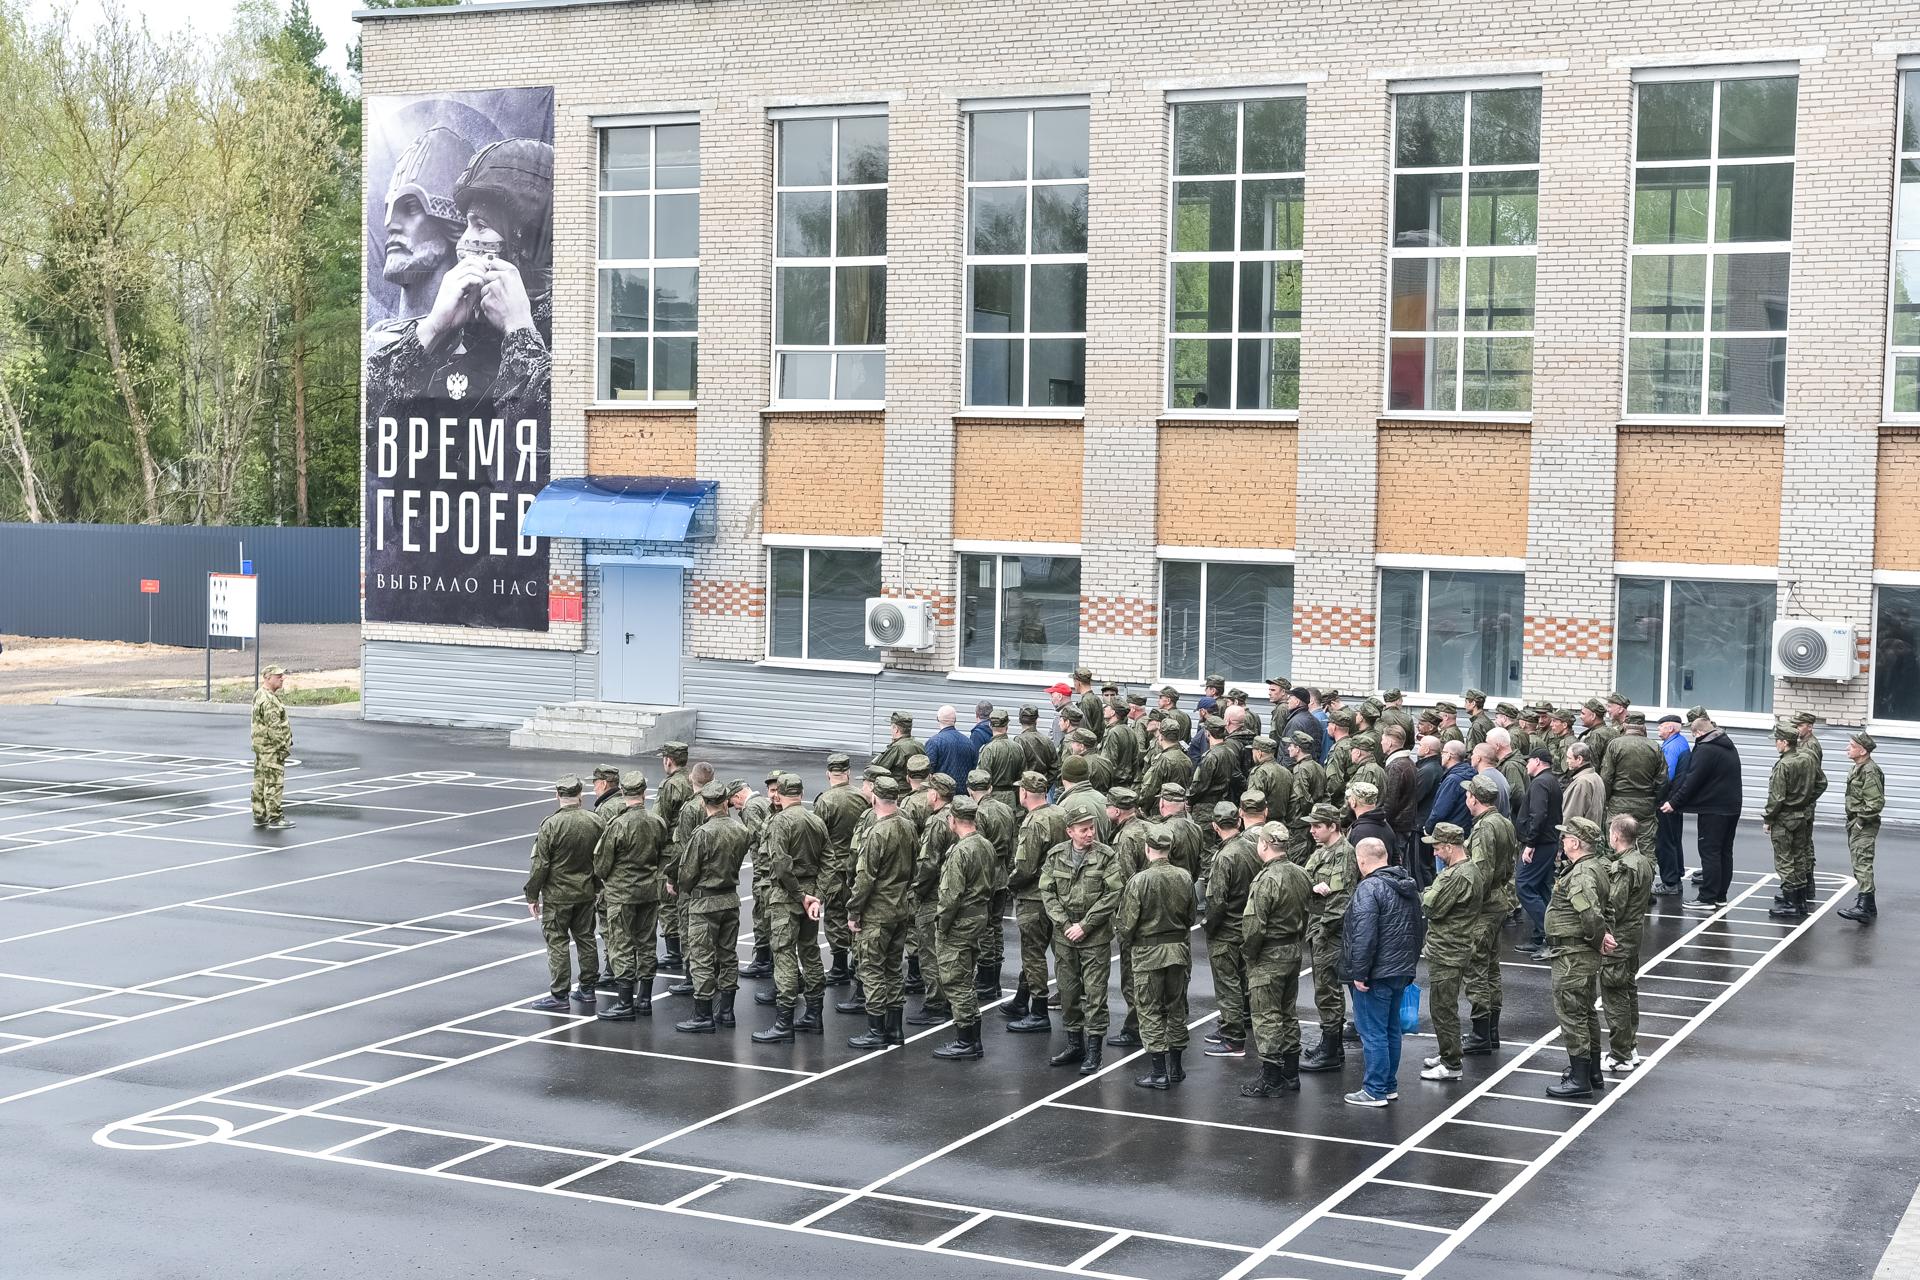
0,524,357,647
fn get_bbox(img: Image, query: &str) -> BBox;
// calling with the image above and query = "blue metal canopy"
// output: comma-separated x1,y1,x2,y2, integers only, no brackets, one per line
521,476,718,542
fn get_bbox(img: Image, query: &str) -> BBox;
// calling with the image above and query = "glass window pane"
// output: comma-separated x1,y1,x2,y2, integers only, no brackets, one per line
1205,563,1294,685
1376,569,1424,692
1387,336,1458,411
652,337,696,400
1707,336,1786,415
1033,183,1088,254
1172,261,1232,333
1466,170,1537,246
601,127,649,192
777,266,829,344
769,548,804,658
1239,261,1302,333
1030,263,1087,333
970,111,1028,181
653,266,697,332
1244,97,1306,173
1894,252,1920,346
1173,181,1235,252
1614,578,1666,709
1667,579,1775,713
1032,108,1089,180
655,193,699,258
1396,92,1464,167
836,351,885,401
777,118,832,187
968,264,1024,333
1391,258,1460,332
1463,257,1533,332
835,265,886,345
1714,163,1793,242
805,549,880,663
1174,102,1237,176
598,267,648,332
597,337,647,400
1633,167,1710,244
1170,338,1231,410
778,191,831,257
1637,81,1712,161
1241,178,1304,252
838,115,889,184
1630,256,1706,332
1424,571,1523,697
598,196,648,259
1469,88,1541,165
837,189,888,256
1028,339,1085,408
1461,336,1532,412
1236,337,1299,411
1160,561,1203,680
1711,252,1789,332
1906,71,1920,153
1874,585,1920,720
968,187,1027,255
1898,161,1920,240
1895,356,1920,415
777,351,831,401
1394,172,1463,249
1000,555,1080,671
1626,336,1704,414
968,338,1022,406
960,554,997,669
655,124,699,189
1718,76,1798,159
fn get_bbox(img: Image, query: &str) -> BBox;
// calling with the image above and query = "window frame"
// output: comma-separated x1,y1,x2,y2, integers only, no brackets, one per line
762,541,883,668
770,107,889,409
1611,570,1779,722
952,547,1082,676
1888,65,1920,421
1868,580,1920,731
1373,560,1526,699
593,116,702,407
1155,555,1298,684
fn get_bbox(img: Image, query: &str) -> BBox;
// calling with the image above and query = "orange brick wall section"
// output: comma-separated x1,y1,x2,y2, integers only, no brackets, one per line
586,411,696,476
1876,431,1920,571
1156,424,1296,547
1615,427,1782,564
763,414,885,536
1377,423,1530,557
953,423,1082,543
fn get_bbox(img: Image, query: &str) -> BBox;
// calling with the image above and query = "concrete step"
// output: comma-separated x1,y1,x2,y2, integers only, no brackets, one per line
508,704,698,756
538,700,676,727
509,728,652,755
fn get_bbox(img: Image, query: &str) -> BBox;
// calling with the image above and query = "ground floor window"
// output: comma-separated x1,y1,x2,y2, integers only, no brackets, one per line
1615,576,1774,714
1874,585,1920,721
767,546,880,662
1377,567,1523,697
959,553,1079,671
1160,560,1292,684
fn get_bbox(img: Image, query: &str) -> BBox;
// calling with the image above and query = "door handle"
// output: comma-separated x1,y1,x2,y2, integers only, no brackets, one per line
625,632,635,643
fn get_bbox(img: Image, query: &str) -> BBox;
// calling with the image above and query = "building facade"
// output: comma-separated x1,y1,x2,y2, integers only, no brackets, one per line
357,0,1920,759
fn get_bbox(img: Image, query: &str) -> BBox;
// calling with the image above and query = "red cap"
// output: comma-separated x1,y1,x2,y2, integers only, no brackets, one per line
1045,682,1072,697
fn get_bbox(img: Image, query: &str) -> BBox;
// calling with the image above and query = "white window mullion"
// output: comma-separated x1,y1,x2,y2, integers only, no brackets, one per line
1196,562,1210,680
992,555,1005,670
799,549,814,661
1660,578,1675,705
1418,570,1432,693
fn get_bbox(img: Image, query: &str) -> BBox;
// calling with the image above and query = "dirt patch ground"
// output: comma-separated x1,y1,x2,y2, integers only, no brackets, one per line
0,624,360,704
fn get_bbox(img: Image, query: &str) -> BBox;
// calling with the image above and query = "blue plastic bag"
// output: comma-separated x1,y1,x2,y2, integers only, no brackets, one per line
1399,980,1422,1030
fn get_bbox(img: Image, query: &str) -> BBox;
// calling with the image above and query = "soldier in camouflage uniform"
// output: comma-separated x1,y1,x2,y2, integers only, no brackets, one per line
1247,737,1295,830
1460,777,1519,1056
1104,788,1150,1048
1418,823,1484,1081
1544,816,1616,1098
1116,822,1195,1089
846,776,916,1048
1238,821,1313,1098
1541,707,1576,776
834,766,891,1016
907,774,958,1026
977,709,1025,809
1016,705,1061,793
1155,685,1193,744
653,743,696,971
1321,710,1356,803
872,711,927,784
813,754,869,986
1040,810,1126,1076
966,769,1020,1000
1600,813,1656,1073
1285,732,1326,863
663,761,715,996
1464,690,1493,749
1099,701,1140,789
1377,689,1416,759
1072,665,1105,745
1601,711,1665,866
737,771,780,981
250,666,293,829
1138,722,1193,814
1431,700,1465,747
525,776,603,1011
1839,733,1884,923
1200,804,1258,1059
1299,803,1360,1073
1497,702,1529,759
1156,783,1205,881
673,781,750,1034
932,796,996,1060
1578,698,1617,772
1006,772,1064,1033
1765,723,1823,919
594,771,667,1021
1057,754,1112,841
751,774,831,1043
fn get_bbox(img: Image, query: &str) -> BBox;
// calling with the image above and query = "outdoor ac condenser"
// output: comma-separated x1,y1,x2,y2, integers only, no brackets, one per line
865,597,933,650
1770,619,1856,682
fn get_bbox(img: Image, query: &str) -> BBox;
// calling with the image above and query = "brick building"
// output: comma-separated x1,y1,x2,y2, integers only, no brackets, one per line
356,0,1920,766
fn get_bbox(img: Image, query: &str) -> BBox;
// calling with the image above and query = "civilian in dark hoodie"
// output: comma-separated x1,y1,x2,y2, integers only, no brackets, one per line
1341,837,1426,1106
1346,780,1401,872
1662,711,1743,909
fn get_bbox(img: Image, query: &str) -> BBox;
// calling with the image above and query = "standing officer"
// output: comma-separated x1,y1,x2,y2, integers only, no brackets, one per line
874,711,927,782
813,753,868,986
738,771,781,982
525,776,603,1011
1600,711,1665,867
1117,823,1196,1090
906,774,958,1026
1138,722,1193,813
1156,783,1205,881
1764,723,1822,920
1016,705,1060,791
1285,732,1326,862
1418,823,1483,1082
1299,803,1360,1073
673,780,750,1034
1463,689,1492,748
1600,814,1655,1074
1839,733,1884,923
1099,700,1140,786
1247,737,1294,828
251,665,294,829
1460,777,1519,1057
1005,771,1063,1033
1040,809,1126,1075
1105,788,1149,1048
977,708,1025,808
1201,804,1258,1060
848,776,917,1049
663,761,715,997
654,742,695,972
931,796,996,1061
1579,698,1617,770
1544,816,1616,1099
594,771,666,1021
967,768,1019,1000
1238,822,1312,1098
752,774,830,1044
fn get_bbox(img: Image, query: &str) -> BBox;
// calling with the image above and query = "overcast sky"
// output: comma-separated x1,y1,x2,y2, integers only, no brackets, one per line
31,0,408,84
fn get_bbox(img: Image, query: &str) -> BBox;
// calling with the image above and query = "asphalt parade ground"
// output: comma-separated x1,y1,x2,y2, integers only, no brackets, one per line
0,705,1914,1279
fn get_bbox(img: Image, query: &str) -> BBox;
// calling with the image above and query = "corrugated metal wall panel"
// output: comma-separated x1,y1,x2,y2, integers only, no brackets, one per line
363,640,586,728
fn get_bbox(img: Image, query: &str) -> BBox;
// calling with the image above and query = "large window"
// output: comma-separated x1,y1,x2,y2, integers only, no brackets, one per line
1160,560,1293,684
958,553,1079,671
965,106,1088,409
1627,74,1796,417
768,546,881,663
1387,86,1540,414
596,122,700,401
1378,568,1523,696
1616,577,1775,714
1891,70,1920,417
1167,95,1305,412
1874,585,1920,721
774,113,888,404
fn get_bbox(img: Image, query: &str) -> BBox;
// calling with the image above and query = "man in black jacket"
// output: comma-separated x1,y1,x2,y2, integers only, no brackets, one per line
1346,780,1402,873
1413,734,1445,829
1341,838,1426,1107
1517,750,1564,958
1663,713,1743,908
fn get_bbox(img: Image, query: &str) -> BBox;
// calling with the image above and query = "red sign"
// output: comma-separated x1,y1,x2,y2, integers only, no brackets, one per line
139,579,160,595
549,594,583,623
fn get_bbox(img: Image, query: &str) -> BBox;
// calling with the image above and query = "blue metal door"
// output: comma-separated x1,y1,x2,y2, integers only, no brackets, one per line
600,565,683,704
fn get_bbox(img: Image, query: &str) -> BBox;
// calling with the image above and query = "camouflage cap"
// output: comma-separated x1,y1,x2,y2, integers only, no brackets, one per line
927,772,956,797
1228,687,1248,701
765,768,785,785
1624,710,1647,726
826,752,852,771
1320,687,1341,703
1019,704,1040,722
1211,801,1241,825
776,773,805,797
1607,691,1631,709
1495,701,1520,718
1070,727,1097,746
905,754,932,776
863,764,892,782
1109,786,1139,811
1287,731,1315,752
724,779,747,798
1423,822,1467,847
1101,683,1119,696
660,741,689,763
1418,711,1441,728
1072,664,1094,681
1060,755,1090,782
1380,688,1403,701
872,776,904,801
1158,685,1180,700
1240,789,1268,811
1583,697,1607,715
890,710,914,729
1146,708,1165,722
1063,808,1097,829
988,708,1009,725
1548,707,1577,726
948,794,978,819
1432,699,1457,714
555,774,583,796
1060,704,1085,724
1559,816,1605,846
1464,776,1500,803
1772,722,1796,740
1853,732,1877,752
1791,711,1817,727
1536,700,1557,713
1018,770,1050,795
1144,823,1174,850
1518,705,1541,721
1330,708,1357,730
1204,673,1226,691
1360,698,1384,718
1254,819,1289,844
1251,734,1277,752
619,770,648,795
1347,780,1380,804
1307,802,1343,827
1686,705,1709,723
1126,691,1148,706
262,664,288,677
966,768,992,789
698,779,727,804
1463,688,1486,703
1204,716,1228,737
1158,782,1189,803
592,764,621,782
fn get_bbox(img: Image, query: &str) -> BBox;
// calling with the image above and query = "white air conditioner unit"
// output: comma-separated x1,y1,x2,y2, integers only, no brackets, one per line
865,597,933,650
1771,619,1855,682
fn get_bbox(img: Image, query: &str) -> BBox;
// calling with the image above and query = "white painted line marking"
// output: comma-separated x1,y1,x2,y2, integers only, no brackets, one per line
193,905,393,929
1482,1092,1590,1110
291,1071,385,1087
1046,1101,1396,1151
1371,1178,1495,1200
1065,1231,1129,1272
428,1141,505,1173
1325,1211,1456,1236
1446,1118,1560,1136
924,1210,992,1249
1407,1146,1529,1167
663,1178,729,1209
367,1049,456,1063
1271,1248,1408,1275
319,1125,398,1156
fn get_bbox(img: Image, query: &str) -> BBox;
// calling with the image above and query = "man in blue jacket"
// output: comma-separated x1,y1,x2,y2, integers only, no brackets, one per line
1653,715,1692,893
925,705,979,783
1341,837,1425,1106
1426,740,1477,841
969,701,995,751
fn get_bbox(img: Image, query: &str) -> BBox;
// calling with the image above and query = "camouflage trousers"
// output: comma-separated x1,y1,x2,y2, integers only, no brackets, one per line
818,861,854,951
1308,916,1346,1029
540,901,598,998
1051,935,1113,1035
662,891,681,945
913,899,945,1005
1132,961,1190,1052
251,758,284,824
1606,798,1659,865
938,917,990,1024
750,861,771,950
1206,928,1248,1039
1428,956,1468,1068
856,915,911,1013
685,907,739,1000
604,901,660,987
1848,818,1879,894
1770,815,1815,889
1599,944,1641,1059
1247,951,1302,1061
1015,897,1053,997
1114,941,1136,1035
769,890,825,1007
1549,946,1603,1059
1464,910,1505,1019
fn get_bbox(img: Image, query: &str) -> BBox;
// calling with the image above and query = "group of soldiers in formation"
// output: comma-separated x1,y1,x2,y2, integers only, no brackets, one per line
519,669,1887,1104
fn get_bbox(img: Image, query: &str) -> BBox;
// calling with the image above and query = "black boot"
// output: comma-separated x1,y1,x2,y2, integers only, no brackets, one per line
932,1022,983,1061
715,988,737,1027
835,978,866,1015
753,985,780,1006
1106,1013,1143,1049
1489,1008,1502,1049
1280,1050,1301,1091
674,997,715,1034
847,1012,888,1049
794,995,824,1034
1342,1020,1361,1044
1049,1031,1086,1067
825,947,853,986
1239,1058,1287,1098
1841,891,1877,922
1769,888,1807,919
1078,1039,1103,1076
739,944,773,980
1007,992,1051,1034
1299,1024,1345,1072
661,938,684,970
906,999,952,1027
1462,1014,1494,1056
1547,1052,1593,1098
974,961,1001,1004
886,1007,906,1046
666,970,695,996
1167,1047,1186,1083
1866,890,1879,919
902,955,926,995
1589,1051,1605,1093
1135,1051,1169,1090
751,1006,795,1044
597,981,637,1022
1001,980,1029,1022
634,985,652,1017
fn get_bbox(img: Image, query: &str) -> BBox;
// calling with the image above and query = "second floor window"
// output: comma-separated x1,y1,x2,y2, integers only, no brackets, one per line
773,113,888,404
1891,69,1919,417
596,122,699,402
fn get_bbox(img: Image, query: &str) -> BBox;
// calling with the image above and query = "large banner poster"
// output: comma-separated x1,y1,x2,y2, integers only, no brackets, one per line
363,86,555,631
